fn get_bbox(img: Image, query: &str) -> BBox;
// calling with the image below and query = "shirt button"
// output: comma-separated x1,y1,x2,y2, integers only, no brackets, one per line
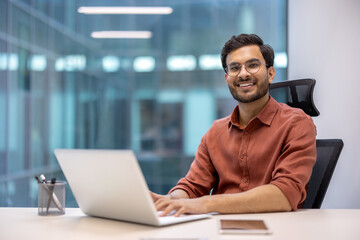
240,155,244,159
243,178,248,183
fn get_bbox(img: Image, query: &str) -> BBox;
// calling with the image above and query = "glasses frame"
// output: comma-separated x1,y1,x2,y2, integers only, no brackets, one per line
225,59,266,77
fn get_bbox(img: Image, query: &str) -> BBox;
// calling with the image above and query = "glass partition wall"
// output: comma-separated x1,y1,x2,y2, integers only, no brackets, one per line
0,0,287,207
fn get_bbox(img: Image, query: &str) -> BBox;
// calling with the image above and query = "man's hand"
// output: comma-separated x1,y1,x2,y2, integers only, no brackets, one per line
149,191,170,202
150,189,206,217
154,196,210,217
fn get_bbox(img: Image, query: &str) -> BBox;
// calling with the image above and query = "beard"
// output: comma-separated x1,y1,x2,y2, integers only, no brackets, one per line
228,75,270,103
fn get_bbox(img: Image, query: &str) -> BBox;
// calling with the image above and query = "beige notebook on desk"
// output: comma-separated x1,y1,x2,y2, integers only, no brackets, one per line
54,149,210,226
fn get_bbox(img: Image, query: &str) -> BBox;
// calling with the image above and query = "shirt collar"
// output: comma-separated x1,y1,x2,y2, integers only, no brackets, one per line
228,96,279,129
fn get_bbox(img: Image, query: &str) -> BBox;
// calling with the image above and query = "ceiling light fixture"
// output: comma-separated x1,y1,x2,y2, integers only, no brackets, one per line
91,31,153,39
78,6,173,15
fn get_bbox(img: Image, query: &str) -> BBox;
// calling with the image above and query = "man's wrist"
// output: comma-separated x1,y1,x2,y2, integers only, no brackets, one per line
169,189,189,199
201,195,214,213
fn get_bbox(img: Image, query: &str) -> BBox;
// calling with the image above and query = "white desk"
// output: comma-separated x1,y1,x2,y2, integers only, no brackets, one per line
1,208,359,240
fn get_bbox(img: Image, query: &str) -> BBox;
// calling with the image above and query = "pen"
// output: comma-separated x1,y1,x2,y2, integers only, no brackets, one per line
40,174,48,184
36,175,64,213
35,176,42,184
46,178,57,213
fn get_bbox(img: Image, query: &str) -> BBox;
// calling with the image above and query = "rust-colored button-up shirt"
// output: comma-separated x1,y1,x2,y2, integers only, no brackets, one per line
171,97,317,210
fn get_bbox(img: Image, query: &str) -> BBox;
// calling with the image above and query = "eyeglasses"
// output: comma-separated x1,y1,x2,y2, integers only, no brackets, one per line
225,59,264,77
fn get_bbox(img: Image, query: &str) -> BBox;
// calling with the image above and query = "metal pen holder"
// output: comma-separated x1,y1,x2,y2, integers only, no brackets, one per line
38,181,66,216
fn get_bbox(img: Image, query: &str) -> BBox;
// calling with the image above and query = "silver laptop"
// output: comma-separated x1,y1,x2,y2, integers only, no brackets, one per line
54,149,210,226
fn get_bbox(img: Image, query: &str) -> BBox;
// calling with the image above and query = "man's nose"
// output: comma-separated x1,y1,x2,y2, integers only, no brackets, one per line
238,65,250,79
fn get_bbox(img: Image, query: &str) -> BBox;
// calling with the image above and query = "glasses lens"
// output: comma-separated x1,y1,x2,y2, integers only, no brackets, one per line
226,63,241,77
245,60,261,74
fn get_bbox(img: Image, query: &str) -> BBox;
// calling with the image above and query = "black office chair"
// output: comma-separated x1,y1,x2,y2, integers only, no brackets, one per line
269,79,344,208
303,139,344,208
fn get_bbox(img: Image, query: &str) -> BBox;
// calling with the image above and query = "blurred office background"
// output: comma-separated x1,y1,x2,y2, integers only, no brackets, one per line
0,0,288,207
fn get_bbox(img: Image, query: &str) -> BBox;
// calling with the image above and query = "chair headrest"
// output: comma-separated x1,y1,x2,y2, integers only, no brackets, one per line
269,78,320,117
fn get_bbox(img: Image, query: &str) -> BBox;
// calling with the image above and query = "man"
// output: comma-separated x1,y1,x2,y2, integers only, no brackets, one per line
151,34,317,216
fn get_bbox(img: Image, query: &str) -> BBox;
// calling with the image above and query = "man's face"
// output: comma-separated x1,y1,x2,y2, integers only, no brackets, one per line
224,45,275,103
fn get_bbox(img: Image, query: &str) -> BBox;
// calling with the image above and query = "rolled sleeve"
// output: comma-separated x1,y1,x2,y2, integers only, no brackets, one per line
270,114,317,210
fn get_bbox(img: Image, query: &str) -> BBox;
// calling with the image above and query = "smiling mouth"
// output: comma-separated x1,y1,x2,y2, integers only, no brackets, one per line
237,83,255,87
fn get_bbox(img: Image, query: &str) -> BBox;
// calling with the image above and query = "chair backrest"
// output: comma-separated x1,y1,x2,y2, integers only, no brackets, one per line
269,78,320,117
303,139,344,208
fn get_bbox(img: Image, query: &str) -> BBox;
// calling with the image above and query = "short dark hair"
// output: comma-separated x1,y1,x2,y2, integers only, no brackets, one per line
221,33,274,71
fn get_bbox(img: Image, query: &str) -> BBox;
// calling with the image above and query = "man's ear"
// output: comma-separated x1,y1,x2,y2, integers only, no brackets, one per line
224,73,229,84
267,66,276,84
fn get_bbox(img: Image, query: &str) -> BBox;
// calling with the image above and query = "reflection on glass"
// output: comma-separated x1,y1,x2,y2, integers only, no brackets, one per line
134,56,155,72
274,52,288,68
199,54,222,70
29,55,47,71
102,56,120,72
167,55,197,71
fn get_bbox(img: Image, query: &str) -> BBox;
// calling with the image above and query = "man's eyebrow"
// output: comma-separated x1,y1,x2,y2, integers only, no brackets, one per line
228,62,241,65
247,58,260,62
228,58,260,65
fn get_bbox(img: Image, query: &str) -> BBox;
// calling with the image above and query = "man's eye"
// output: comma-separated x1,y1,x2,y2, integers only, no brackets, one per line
230,66,241,71
247,63,259,68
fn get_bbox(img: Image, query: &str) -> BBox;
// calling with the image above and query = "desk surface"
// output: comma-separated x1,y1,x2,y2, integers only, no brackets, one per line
1,208,360,240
